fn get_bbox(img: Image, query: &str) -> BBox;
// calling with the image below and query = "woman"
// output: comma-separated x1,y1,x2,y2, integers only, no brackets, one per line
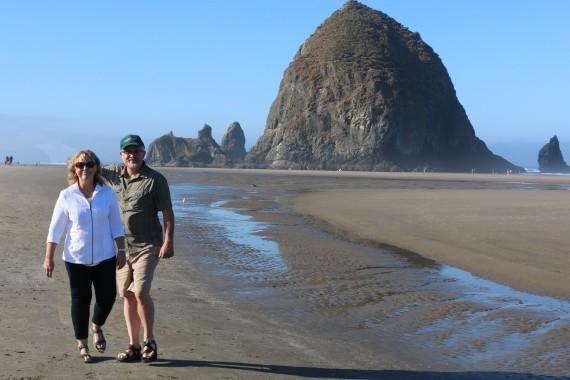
44,150,126,363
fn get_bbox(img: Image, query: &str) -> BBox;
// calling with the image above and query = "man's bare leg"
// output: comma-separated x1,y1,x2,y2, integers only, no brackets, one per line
116,291,144,361
135,292,154,342
124,291,142,347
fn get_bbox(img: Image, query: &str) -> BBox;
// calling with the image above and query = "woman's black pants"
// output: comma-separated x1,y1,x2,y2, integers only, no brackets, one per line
65,256,116,340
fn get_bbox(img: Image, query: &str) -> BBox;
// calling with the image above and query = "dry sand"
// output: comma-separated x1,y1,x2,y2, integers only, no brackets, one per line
1,165,569,379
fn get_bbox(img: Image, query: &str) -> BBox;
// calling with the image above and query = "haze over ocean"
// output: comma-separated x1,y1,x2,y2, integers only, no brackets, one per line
0,0,568,167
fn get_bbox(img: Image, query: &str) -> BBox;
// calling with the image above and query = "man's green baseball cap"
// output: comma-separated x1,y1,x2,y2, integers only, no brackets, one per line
120,134,145,150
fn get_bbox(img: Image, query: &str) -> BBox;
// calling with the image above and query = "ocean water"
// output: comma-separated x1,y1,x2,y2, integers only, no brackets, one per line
523,167,570,176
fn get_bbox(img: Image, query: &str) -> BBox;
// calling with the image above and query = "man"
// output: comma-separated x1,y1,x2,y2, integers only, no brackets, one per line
101,134,174,363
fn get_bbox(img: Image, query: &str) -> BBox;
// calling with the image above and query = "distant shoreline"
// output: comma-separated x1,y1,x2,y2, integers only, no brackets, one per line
6,162,570,179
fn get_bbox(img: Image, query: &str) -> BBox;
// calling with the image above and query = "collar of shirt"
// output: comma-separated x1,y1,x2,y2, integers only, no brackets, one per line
120,161,150,180
71,182,104,197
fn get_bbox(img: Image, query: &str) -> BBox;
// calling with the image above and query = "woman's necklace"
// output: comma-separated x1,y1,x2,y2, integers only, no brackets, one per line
79,181,95,198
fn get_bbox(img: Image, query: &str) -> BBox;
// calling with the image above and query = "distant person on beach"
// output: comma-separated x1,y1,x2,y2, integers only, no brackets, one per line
101,134,174,363
44,150,126,363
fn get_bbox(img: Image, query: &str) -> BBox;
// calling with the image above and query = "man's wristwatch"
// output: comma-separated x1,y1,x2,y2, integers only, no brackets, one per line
117,248,126,253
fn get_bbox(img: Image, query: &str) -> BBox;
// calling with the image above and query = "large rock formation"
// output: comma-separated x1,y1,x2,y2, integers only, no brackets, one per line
221,122,246,164
247,0,522,172
146,125,227,167
538,135,570,173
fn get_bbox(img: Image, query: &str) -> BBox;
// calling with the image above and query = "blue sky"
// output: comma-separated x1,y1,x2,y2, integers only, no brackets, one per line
0,1,568,167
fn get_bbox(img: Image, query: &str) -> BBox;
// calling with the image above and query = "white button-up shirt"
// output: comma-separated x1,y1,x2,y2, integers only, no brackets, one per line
47,183,125,265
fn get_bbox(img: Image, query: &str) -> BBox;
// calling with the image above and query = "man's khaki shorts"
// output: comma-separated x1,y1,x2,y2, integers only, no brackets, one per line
117,247,160,298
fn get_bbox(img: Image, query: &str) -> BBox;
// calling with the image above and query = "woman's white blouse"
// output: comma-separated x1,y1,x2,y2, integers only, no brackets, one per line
47,183,125,265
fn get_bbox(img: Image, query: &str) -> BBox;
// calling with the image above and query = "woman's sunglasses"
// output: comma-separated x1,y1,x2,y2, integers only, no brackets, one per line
75,161,96,169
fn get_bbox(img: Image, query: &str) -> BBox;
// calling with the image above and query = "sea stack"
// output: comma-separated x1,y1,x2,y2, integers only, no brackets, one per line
247,1,522,172
221,122,247,165
538,135,570,173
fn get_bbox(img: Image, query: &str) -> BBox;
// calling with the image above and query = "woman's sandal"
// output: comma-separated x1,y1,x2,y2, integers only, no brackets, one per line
116,345,141,363
92,327,106,353
142,339,158,362
78,345,93,363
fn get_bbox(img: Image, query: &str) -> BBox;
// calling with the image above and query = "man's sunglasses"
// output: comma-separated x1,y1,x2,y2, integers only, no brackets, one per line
121,149,143,155
75,161,96,169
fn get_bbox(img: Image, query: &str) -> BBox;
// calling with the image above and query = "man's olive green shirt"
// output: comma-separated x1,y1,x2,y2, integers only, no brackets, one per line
102,163,172,254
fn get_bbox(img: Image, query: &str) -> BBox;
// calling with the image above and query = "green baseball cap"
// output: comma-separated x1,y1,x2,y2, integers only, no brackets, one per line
120,134,145,150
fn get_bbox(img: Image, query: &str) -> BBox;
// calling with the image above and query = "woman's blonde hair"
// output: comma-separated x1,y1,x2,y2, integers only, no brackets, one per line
67,150,104,185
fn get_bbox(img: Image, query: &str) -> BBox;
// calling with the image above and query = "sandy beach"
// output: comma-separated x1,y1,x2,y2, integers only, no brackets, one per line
1,165,569,379
295,188,570,299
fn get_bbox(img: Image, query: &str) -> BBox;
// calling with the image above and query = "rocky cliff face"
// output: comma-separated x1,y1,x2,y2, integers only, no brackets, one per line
247,0,522,172
146,125,228,167
538,135,570,173
221,122,246,164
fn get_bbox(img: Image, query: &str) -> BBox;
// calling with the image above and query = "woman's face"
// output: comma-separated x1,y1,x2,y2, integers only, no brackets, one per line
74,156,96,182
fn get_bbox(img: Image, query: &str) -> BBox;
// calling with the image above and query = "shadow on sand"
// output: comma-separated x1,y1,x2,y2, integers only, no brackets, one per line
149,359,569,379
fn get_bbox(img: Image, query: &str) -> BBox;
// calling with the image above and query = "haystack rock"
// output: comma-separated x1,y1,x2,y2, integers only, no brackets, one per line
221,122,246,164
247,1,522,172
538,135,570,173
146,125,226,167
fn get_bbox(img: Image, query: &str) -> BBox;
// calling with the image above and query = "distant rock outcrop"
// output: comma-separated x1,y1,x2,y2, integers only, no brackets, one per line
221,122,246,164
146,123,247,167
538,135,570,173
146,125,227,167
246,0,522,172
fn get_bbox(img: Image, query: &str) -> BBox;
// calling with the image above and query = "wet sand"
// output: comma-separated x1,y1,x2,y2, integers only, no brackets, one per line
1,165,569,379
295,188,570,299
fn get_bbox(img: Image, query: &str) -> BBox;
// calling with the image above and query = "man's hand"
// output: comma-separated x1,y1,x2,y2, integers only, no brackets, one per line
158,240,174,259
116,252,127,269
160,208,175,259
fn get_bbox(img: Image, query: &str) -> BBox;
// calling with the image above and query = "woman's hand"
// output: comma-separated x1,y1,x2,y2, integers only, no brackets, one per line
116,252,126,269
43,257,54,278
44,242,57,278
114,237,126,269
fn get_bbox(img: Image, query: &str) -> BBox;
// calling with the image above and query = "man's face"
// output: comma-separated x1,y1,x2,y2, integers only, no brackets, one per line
120,146,145,170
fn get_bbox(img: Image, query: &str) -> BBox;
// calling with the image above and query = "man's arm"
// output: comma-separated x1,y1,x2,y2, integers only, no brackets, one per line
158,208,174,258
100,164,121,185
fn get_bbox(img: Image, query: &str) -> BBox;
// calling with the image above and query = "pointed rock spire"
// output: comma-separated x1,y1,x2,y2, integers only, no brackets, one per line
538,135,570,173
221,122,246,164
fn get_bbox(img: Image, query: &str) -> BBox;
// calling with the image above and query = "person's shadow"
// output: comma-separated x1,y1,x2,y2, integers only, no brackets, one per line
150,359,569,379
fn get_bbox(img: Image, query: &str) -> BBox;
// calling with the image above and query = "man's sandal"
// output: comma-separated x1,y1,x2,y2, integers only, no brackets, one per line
78,345,93,363
92,327,106,353
116,345,141,362
142,339,158,362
